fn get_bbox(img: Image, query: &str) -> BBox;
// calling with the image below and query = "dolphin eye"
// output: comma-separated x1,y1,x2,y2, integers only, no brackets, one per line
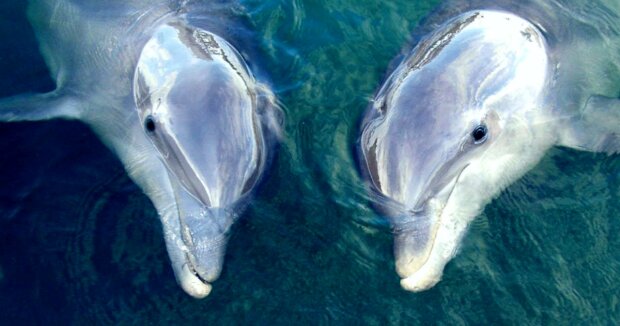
472,124,488,144
144,115,156,133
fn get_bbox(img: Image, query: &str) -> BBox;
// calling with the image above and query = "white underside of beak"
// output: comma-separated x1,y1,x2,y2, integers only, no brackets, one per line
179,263,212,298
399,257,444,292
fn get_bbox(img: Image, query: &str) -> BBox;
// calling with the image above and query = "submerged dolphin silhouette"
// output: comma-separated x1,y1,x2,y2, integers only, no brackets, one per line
359,1,620,292
0,0,281,298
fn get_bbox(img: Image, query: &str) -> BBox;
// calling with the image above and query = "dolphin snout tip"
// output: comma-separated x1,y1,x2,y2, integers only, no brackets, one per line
399,270,443,293
177,248,224,298
395,246,453,293
180,263,213,299
394,246,444,293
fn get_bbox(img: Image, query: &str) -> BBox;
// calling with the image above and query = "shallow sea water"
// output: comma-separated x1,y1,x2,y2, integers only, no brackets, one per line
0,0,619,324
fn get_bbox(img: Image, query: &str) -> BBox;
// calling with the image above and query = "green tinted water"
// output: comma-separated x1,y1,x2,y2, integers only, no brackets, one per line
0,0,619,324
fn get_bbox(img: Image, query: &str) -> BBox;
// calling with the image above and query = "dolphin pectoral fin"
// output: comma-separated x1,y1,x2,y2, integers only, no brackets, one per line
0,91,81,122
558,95,620,154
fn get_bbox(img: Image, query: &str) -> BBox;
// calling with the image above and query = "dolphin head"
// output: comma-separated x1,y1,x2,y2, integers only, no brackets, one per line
360,11,551,291
132,22,271,297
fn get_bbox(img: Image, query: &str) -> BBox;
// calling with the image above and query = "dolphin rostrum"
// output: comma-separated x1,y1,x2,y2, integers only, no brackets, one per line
358,1,620,292
0,0,282,298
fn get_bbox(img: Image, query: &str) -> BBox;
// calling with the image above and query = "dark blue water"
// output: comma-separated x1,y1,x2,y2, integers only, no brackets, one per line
1,0,619,324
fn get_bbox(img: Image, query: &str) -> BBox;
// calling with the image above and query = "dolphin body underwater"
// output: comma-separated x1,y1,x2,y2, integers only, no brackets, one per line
358,0,620,292
0,0,281,298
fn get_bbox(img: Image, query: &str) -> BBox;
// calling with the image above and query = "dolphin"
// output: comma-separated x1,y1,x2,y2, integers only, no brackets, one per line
358,1,620,292
0,0,282,298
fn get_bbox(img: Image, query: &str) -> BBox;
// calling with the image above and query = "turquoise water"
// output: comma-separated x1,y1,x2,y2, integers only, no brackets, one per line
1,0,619,324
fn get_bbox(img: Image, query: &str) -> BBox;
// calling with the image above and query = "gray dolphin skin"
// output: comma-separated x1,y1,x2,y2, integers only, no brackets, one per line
0,0,282,298
359,1,620,292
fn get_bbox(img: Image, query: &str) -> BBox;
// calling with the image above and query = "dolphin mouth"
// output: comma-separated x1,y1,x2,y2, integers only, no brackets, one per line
173,208,231,298
167,172,233,298
186,254,213,284
393,164,469,291
181,220,230,279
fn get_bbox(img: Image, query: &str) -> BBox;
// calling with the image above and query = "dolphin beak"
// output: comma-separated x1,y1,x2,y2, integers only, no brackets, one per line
394,226,444,292
392,210,443,291
393,216,434,277
178,263,213,298
182,207,231,284
168,174,235,298
391,163,469,292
